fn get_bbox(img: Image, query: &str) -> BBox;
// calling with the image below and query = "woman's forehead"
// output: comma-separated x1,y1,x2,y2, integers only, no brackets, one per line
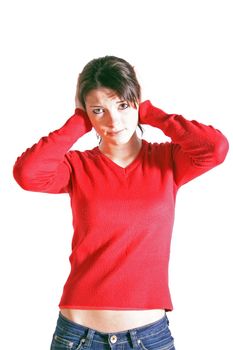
86,88,122,106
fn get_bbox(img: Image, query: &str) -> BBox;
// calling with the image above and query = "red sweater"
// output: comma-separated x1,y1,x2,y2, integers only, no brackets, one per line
13,101,229,310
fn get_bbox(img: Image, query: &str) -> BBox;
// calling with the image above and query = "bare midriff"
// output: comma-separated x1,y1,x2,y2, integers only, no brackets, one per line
60,308,166,333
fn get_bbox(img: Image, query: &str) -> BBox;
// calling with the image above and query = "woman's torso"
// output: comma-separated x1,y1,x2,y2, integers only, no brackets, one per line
60,308,166,332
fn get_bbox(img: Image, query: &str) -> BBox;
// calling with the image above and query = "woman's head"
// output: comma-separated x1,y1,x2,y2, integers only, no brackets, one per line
77,55,141,110
76,56,142,147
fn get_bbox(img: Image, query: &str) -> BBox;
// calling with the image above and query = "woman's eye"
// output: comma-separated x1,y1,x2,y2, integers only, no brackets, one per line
119,102,129,110
93,108,104,115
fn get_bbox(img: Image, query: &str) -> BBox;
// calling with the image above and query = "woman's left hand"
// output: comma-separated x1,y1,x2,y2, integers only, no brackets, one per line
138,100,150,125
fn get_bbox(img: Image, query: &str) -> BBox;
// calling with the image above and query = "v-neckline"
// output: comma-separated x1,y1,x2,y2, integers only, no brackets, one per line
93,139,146,174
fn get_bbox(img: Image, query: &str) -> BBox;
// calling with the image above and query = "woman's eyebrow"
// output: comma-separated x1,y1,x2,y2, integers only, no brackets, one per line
89,105,103,107
89,100,125,107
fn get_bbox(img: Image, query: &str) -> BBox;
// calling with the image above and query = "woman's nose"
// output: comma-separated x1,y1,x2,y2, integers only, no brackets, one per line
106,110,121,126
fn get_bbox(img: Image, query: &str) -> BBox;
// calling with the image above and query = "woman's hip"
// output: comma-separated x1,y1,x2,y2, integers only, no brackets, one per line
50,312,175,350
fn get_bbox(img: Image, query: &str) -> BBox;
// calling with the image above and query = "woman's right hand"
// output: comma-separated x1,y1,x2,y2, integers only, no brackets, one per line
76,108,93,133
75,95,84,110
75,74,85,111
74,76,93,132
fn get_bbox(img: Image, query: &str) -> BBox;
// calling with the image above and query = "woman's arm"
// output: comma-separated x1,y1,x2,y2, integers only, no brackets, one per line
13,108,92,193
139,100,229,187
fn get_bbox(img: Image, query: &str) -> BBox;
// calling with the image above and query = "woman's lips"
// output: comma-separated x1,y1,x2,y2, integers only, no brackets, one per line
107,129,125,136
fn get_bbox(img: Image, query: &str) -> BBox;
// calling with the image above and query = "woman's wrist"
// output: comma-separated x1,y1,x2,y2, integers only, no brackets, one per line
74,108,93,133
139,100,167,126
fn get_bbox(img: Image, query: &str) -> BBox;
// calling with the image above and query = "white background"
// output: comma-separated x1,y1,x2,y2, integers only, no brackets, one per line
0,0,232,349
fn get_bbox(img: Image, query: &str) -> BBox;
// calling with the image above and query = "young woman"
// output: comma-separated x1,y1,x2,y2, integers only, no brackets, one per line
13,56,229,350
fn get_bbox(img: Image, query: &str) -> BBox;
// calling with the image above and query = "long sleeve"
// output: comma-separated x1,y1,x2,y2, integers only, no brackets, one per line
13,108,92,193
139,100,229,186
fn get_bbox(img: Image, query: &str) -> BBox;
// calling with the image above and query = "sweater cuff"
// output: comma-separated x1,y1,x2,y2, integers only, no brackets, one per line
73,108,93,133
75,107,86,116
139,100,168,127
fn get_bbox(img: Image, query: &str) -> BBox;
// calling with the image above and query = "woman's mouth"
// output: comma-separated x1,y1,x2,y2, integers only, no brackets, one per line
107,129,125,136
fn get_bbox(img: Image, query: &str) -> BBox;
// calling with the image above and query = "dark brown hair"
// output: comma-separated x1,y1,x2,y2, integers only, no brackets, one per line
77,55,141,109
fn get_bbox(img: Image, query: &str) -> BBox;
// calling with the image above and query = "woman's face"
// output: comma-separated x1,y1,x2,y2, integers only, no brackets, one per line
85,87,139,146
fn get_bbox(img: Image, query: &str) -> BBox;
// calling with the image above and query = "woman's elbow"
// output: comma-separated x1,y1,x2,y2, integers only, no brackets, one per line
214,134,229,165
13,164,41,192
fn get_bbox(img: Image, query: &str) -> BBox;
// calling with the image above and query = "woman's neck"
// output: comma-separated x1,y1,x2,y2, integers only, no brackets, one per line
99,134,142,165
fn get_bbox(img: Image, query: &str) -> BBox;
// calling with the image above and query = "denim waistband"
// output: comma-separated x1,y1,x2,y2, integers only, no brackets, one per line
56,311,169,347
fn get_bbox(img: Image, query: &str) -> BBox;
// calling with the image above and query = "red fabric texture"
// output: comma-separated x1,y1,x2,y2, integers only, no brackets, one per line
13,101,229,310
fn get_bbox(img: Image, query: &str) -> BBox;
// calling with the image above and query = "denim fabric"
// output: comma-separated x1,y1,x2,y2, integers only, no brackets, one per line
50,312,175,350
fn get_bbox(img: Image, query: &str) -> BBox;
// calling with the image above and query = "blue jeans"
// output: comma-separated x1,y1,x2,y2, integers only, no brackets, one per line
50,312,175,350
